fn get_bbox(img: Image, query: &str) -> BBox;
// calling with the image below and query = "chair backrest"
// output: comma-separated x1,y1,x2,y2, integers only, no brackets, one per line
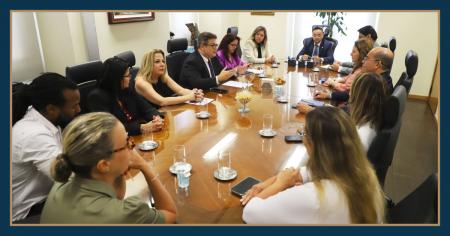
115,50,139,80
394,50,418,94
65,60,103,84
388,36,397,53
325,37,338,53
77,80,97,114
167,38,188,53
388,173,438,223
394,71,408,92
405,50,419,79
367,85,407,186
166,38,190,83
226,26,242,58
227,26,238,36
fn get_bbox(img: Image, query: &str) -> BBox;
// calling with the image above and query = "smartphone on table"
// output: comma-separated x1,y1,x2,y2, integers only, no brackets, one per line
231,176,261,197
284,135,303,143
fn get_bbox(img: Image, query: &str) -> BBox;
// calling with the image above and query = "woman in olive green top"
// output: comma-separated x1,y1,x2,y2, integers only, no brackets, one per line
40,112,177,224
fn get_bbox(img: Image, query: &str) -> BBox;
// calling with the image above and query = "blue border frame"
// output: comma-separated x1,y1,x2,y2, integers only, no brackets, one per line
4,0,446,235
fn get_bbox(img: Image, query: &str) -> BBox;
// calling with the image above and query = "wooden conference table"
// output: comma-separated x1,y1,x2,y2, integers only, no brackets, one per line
125,63,341,224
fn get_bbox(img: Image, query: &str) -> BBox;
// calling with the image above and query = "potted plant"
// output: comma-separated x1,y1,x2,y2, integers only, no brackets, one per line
315,12,347,38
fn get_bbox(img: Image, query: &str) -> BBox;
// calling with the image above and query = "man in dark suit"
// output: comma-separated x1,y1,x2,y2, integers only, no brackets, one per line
296,26,335,65
179,32,237,90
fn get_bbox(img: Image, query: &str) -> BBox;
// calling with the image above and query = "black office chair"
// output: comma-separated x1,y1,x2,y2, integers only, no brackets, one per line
65,60,103,84
77,80,97,114
166,38,190,83
388,173,438,223
394,50,418,94
226,26,242,57
367,85,407,187
388,36,397,53
115,50,139,80
66,60,104,114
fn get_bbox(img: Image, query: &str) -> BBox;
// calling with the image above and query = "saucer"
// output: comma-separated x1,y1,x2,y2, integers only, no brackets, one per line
307,82,316,87
138,140,158,151
196,111,210,119
169,162,192,174
277,97,288,103
312,67,320,72
213,168,237,181
259,129,277,137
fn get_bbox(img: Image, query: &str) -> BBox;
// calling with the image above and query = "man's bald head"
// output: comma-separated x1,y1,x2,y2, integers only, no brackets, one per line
372,47,394,71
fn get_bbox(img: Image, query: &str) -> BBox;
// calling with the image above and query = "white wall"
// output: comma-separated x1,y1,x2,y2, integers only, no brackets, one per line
377,12,438,96
237,12,288,61
36,12,90,75
169,12,198,44
67,13,88,64
197,12,239,43
93,12,170,67
12,12,44,82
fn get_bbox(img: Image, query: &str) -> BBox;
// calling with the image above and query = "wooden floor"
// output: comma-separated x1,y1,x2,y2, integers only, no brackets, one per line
384,99,438,203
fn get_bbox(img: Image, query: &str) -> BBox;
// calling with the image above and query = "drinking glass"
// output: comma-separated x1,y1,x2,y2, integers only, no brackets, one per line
198,102,210,118
142,127,154,141
217,151,232,179
173,145,189,172
263,114,273,133
176,169,190,189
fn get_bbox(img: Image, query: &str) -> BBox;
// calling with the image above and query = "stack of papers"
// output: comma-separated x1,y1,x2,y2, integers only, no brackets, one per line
247,68,264,75
222,81,253,88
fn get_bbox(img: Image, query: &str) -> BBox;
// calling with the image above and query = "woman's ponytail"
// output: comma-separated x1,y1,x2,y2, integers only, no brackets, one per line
51,153,73,183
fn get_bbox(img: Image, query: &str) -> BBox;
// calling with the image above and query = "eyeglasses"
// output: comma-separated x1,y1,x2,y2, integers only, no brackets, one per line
112,136,135,153
207,43,218,48
229,43,238,47
123,74,131,78
363,56,380,62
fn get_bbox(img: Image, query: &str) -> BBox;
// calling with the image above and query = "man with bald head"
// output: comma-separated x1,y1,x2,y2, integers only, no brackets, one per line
362,47,394,94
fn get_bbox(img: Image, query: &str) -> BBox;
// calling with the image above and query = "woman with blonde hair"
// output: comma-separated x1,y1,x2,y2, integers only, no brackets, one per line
135,49,204,108
297,72,387,150
41,112,177,224
242,107,385,224
242,26,276,64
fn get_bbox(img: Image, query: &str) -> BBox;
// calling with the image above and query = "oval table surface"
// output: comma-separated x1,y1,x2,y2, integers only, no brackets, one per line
125,63,341,224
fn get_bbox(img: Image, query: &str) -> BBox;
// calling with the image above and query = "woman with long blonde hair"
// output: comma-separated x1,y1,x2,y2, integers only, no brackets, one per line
242,107,385,224
135,49,203,107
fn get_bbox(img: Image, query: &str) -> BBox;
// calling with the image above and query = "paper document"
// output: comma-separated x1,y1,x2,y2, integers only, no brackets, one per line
247,68,264,74
222,81,253,88
185,97,214,106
